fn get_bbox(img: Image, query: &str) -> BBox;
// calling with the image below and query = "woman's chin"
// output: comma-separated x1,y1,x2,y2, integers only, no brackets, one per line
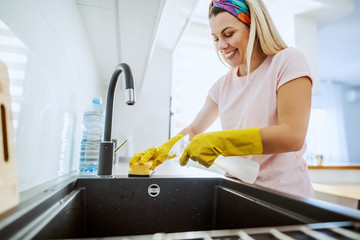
227,60,240,68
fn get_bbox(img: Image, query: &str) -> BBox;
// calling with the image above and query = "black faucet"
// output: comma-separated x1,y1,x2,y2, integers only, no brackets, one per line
98,63,135,176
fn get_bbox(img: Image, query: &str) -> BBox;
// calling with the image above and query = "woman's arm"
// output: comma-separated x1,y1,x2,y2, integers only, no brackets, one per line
260,77,312,154
179,96,219,139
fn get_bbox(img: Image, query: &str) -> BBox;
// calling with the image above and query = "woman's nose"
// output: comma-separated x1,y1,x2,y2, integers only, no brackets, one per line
217,38,228,51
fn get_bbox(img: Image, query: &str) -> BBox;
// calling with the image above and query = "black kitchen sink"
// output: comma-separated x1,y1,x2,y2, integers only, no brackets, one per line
31,178,308,238
1,174,360,239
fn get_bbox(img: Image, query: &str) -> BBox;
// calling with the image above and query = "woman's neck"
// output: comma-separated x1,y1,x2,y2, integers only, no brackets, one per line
237,48,267,77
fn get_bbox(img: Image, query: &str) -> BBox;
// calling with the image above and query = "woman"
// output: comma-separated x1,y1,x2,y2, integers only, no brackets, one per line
130,0,313,197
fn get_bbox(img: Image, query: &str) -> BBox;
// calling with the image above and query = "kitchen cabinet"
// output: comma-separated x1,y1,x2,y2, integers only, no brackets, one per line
313,183,360,209
309,166,360,209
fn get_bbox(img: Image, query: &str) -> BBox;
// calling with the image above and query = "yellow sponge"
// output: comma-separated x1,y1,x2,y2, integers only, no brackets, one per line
128,161,154,177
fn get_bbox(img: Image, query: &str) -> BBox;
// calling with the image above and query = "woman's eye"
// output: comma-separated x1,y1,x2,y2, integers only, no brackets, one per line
213,38,219,42
224,33,233,38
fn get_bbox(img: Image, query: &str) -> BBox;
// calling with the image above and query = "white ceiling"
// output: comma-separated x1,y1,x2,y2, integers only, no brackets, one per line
76,0,166,91
76,0,200,91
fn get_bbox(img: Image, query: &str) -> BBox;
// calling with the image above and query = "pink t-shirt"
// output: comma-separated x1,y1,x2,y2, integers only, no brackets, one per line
208,47,314,197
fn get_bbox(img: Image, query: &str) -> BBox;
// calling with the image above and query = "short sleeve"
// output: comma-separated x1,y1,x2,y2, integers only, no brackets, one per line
208,75,225,104
276,48,313,91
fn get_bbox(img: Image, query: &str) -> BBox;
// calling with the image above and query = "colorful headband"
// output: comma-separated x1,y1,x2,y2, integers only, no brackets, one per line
209,0,251,26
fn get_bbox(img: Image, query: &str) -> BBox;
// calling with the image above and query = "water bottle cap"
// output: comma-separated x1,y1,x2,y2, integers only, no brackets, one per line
92,97,102,104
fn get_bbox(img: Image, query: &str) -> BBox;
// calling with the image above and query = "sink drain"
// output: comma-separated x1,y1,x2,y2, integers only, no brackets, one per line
148,184,160,197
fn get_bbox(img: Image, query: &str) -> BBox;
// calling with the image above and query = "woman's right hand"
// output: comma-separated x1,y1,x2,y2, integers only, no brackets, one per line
129,96,219,169
129,146,158,165
129,134,184,170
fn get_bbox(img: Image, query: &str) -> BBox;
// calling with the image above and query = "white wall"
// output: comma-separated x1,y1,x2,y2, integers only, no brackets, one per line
0,0,102,191
111,45,173,157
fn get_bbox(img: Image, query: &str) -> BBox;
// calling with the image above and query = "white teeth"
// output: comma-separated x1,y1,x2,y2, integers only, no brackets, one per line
225,50,236,58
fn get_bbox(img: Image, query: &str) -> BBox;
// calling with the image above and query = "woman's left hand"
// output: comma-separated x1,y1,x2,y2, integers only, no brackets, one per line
179,128,263,168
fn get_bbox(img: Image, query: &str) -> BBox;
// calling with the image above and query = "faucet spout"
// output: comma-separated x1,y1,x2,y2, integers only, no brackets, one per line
98,63,135,176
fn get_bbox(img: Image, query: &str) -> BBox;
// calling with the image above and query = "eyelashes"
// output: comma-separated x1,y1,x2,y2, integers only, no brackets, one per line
212,32,234,42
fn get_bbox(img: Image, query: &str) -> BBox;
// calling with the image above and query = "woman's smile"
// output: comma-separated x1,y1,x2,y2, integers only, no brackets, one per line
224,49,238,60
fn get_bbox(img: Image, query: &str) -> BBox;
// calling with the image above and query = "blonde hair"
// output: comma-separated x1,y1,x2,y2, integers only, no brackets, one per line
209,0,287,72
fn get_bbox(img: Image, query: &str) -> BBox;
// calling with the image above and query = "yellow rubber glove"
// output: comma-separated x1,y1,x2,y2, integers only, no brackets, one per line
179,128,263,168
129,134,184,170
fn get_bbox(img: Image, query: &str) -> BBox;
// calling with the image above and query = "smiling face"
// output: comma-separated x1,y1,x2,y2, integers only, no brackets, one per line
209,11,250,68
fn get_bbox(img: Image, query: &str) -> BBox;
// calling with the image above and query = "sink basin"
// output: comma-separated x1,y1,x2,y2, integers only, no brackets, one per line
34,178,305,238
1,174,360,239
